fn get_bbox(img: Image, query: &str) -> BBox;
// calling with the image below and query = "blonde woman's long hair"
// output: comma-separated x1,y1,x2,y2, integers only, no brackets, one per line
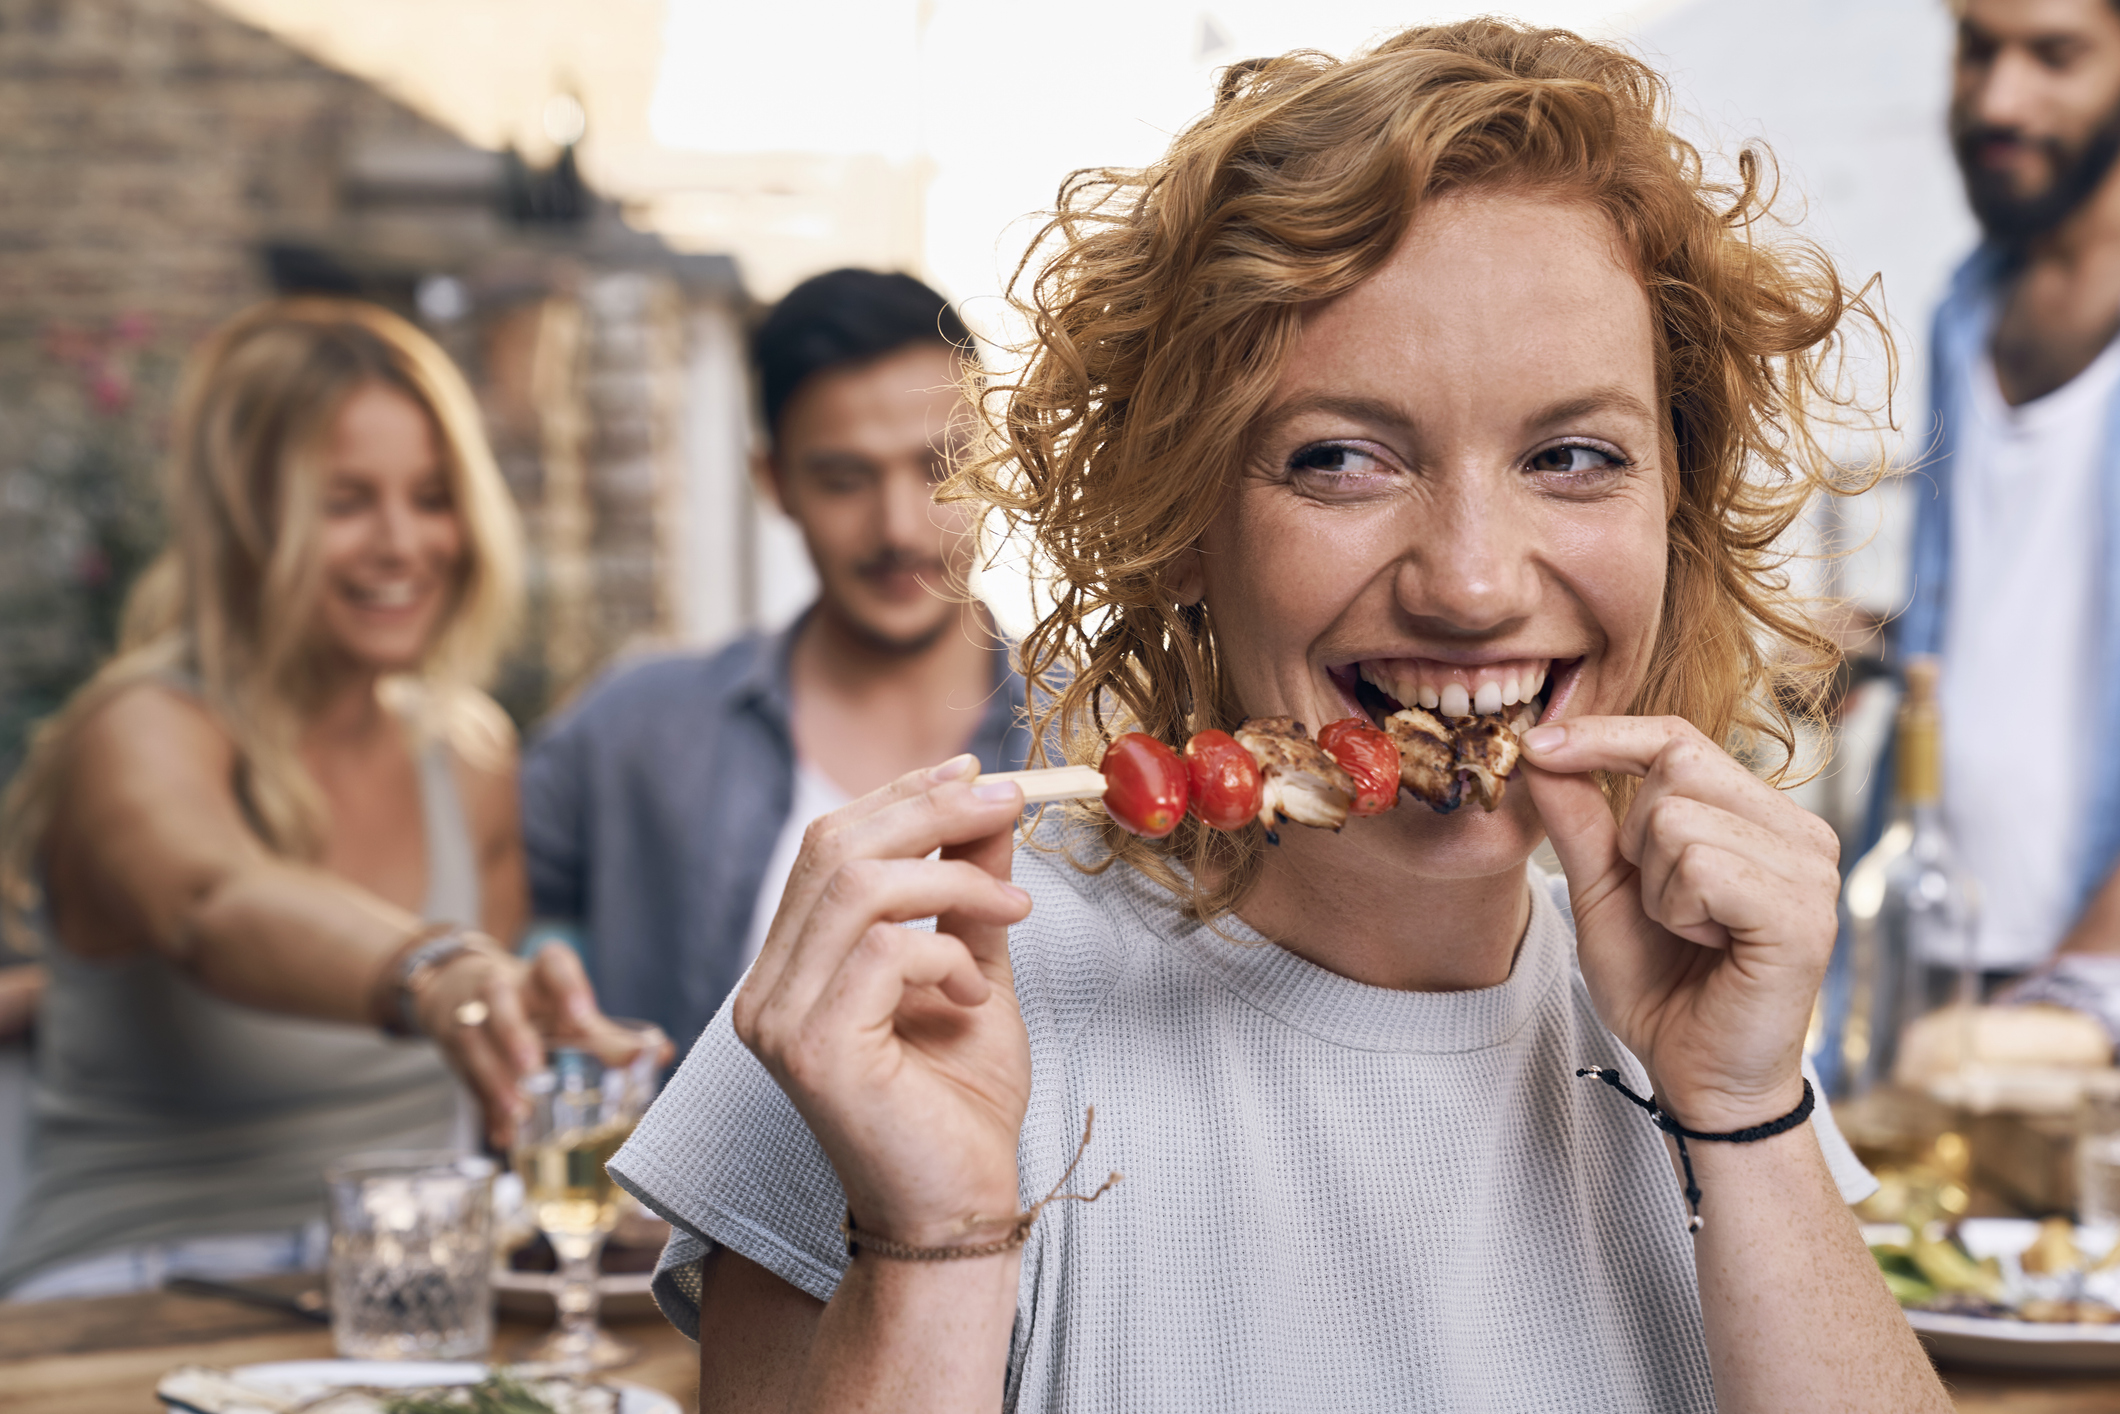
955,21,1890,920
1,297,523,922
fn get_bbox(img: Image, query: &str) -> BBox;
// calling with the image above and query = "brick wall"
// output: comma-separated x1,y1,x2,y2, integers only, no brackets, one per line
0,0,752,774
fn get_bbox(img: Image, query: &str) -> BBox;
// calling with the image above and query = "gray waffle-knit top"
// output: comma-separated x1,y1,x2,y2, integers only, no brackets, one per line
0,723,480,1293
612,838,1873,1413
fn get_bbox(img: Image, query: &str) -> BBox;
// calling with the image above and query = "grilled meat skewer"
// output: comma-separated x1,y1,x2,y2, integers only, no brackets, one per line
1232,717,1357,840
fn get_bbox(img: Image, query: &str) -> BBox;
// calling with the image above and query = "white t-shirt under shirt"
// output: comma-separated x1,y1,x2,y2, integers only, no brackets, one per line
1940,342,2120,970
613,837,1873,1413
738,761,852,972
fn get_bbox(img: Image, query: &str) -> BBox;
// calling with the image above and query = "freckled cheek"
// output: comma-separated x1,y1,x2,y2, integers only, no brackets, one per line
1207,502,1368,694
1561,519,1666,700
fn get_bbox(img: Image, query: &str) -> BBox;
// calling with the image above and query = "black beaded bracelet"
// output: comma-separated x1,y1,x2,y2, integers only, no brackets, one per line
1575,1066,1815,1234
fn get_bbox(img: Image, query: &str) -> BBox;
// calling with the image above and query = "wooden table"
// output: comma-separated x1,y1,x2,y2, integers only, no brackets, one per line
2,1279,2117,1412
0,1277,697,1413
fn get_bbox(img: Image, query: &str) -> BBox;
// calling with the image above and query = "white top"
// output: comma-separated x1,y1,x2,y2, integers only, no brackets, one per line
614,837,1873,1414
1940,342,2120,970
738,761,852,971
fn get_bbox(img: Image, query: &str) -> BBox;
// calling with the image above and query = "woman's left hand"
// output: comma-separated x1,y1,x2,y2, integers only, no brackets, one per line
1519,716,1840,1132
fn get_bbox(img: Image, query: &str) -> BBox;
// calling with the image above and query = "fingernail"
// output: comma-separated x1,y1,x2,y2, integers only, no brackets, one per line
930,754,979,783
1521,723,1566,754
1002,883,1031,905
974,780,1022,804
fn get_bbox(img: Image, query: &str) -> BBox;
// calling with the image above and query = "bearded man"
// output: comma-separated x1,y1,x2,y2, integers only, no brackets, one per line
519,271,1031,1055
1897,0,2120,1028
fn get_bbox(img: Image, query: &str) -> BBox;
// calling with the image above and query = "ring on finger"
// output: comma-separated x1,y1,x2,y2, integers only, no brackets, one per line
453,999,491,1028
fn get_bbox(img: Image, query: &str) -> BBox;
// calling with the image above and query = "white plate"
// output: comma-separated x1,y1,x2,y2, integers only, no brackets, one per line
227,1360,679,1413
1869,1218,2120,1371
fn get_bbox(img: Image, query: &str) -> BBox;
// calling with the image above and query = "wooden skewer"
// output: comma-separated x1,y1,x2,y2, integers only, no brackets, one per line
974,765,1108,805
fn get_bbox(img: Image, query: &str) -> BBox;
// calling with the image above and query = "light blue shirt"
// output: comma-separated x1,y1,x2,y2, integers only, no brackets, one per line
1897,245,2120,917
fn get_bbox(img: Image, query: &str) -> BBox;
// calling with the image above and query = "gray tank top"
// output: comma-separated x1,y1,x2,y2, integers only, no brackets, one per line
0,725,483,1292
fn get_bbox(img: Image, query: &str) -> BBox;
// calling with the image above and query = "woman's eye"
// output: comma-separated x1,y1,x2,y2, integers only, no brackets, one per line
1526,442,1627,480
1286,441,1393,492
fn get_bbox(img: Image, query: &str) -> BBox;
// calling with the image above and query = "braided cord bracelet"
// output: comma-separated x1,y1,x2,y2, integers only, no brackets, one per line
842,1106,1124,1262
1575,1066,1816,1234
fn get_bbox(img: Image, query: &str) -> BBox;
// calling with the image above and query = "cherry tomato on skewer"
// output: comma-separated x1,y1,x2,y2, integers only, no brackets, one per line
1317,717,1400,816
1099,732,1190,838
1183,729,1264,831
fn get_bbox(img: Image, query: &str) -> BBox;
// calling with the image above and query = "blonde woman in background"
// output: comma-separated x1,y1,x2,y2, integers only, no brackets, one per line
0,298,654,1299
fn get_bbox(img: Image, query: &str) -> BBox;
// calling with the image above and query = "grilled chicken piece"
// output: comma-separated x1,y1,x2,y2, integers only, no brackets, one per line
1454,702,1539,812
1233,716,1355,838
1384,702,1538,813
1385,706,1463,814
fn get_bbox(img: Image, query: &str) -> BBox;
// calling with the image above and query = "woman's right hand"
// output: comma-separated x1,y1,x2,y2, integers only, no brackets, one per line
732,754,1034,1249
415,940,672,1150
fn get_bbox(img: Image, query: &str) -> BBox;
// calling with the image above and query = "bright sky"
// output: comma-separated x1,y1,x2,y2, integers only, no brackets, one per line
650,0,1688,328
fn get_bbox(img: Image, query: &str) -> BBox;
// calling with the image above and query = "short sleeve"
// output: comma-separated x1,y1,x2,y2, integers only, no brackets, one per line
1803,1055,1878,1205
608,1003,849,1339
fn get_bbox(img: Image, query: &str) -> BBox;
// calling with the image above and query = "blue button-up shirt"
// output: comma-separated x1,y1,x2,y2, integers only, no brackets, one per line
520,616,1033,1055
1899,245,2120,914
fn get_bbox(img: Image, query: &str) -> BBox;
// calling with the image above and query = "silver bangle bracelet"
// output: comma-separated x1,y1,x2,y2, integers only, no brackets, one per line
382,925,480,1038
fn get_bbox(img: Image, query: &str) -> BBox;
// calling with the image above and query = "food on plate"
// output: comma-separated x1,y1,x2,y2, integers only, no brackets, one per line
382,1373,617,1414
1183,729,1265,831
1869,1221,2120,1325
1098,732,1189,839
1893,1004,2114,1103
1233,717,1357,839
2020,1217,2085,1277
1315,717,1401,817
154,1367,620,1414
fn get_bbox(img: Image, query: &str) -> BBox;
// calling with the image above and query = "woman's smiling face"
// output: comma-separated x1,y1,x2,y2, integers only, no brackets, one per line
1193,187,1669,875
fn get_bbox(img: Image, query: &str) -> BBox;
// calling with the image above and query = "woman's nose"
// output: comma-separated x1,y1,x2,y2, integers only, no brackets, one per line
370,496,418,562
1392,484,1540,635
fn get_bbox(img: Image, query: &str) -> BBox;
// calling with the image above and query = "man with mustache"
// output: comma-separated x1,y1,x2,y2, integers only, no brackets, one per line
520,270,1029,1054
1896,0,2120,1032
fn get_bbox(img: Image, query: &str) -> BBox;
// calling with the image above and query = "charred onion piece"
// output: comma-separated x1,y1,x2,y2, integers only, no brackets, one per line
1453,716,1520,812
1385,706,1463,814
1233,717,1355,838
1386,702,1538,812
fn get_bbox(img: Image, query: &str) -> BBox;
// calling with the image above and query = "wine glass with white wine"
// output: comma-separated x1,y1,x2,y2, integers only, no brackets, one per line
511,1019,662,1372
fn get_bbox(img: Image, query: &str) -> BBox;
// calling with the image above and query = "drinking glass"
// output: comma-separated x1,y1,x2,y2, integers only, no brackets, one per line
511,1021,662,1372
2079,1071,2120,1227
325,1150,496,1360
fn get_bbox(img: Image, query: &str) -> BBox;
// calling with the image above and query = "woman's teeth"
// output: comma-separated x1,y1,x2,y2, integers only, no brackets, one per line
1357,659,1551,720
350,582,418,608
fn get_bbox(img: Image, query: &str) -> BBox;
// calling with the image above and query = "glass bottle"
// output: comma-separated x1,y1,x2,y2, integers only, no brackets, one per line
1837,655,1980,1096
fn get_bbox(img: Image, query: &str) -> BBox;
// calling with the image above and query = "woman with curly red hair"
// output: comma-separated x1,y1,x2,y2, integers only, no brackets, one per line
613,21,1946,1410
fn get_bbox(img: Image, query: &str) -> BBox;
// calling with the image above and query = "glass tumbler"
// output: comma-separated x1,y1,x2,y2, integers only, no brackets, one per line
325,1150,497,1360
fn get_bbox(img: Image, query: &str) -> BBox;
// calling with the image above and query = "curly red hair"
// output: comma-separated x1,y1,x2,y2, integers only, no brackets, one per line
954,20,1888,915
